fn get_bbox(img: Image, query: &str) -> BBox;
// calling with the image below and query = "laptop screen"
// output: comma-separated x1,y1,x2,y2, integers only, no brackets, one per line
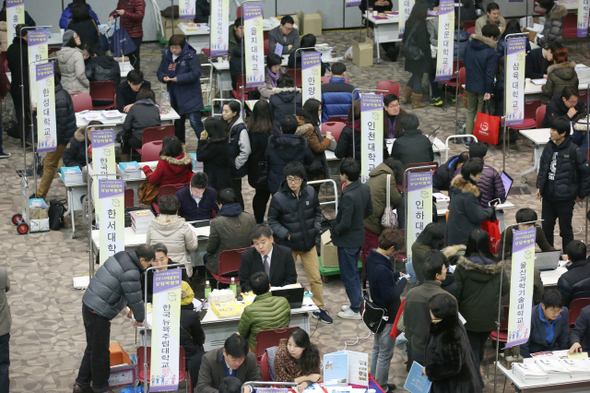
501,171,514,200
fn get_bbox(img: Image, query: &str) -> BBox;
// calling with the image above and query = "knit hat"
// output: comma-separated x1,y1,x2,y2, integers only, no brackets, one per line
62,30,75,46
180,281,194,306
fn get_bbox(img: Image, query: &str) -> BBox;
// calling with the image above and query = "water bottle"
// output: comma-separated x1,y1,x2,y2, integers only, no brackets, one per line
204,280,211,303
230,277,237,297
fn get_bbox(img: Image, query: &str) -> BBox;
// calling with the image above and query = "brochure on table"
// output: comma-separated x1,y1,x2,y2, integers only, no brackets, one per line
323,351,369,387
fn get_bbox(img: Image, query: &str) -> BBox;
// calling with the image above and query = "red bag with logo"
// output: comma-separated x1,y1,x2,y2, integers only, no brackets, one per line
482,219,501,255
473,102,500,145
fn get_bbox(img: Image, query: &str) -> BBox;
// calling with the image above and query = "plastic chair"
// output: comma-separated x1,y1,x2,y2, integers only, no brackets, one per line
264,38,270,56
327,115,349,123
135,125,175,156
563,13,578,37
376,80,401,98
505,99,542,131
152,182,186,214
536,105,547,128
321,75,349,84
467,26,475,34
569,298,590,329
141,141,163,162
489,305,510,343
124,189,134,207
286,68,302,87
89,81,116,110
70,92,93,113
321,122,346,142
137,346,190,392
255,327,299,365
579,90,588,104
261,351,273,381
232,74,257,101
208,246,251,287
463,20,475,31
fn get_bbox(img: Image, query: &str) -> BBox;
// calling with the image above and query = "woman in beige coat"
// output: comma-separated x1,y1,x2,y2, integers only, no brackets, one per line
146,194,199,277
57,30,90,94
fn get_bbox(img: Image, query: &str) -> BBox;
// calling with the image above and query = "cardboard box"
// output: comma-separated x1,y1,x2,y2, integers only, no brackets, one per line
523,28,537,43
163,17,181,40
320,230,339,268
300,11,322,36
352,38,373,67
30,218,49,233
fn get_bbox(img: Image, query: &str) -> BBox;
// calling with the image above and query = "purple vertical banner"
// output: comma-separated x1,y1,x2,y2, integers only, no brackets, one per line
98,179,124,199
153,269,182,295
302,51,321,70
408,172,432,192
27,30,47,47
512,227,536,253
346,0,362,6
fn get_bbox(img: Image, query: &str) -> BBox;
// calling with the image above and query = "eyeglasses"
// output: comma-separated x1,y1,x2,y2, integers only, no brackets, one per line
286,176,302,184
387,102,400,108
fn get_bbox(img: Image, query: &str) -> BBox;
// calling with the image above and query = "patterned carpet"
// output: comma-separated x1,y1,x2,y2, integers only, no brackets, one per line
3,28,590,392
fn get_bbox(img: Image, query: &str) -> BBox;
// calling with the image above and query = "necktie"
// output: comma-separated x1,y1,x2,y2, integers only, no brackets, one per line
263,255,270,277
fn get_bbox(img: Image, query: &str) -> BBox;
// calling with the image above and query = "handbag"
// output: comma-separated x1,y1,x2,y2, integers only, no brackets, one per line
93,19,109,52
381,174,398,228
390,298,406,338
255,161,269,189
401,23,425,61
482,219,501,255
361,291,389,334
304,130,326,174
109,16,137,57
137,180,160,205
473,102,501,145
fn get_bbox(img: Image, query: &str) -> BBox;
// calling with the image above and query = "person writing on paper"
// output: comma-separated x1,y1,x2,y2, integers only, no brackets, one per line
542,86,586,128
176,172,219,222
141,135,192,188
498,208,556,260
433,152,469,193
526,42,560,80
520,289,569,358
268,15,300,56
366,228,407,393
422,293,482,393
569,304,590,353
116,69,151,113
274,328,321,392
541,47,578,104
258,54,286,100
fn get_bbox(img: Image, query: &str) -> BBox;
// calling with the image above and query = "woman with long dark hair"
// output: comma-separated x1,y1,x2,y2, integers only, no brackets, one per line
296,99,333,183
247,100,274,223
464,228,497,265
400,2,431,109
142,135,192,187
496,19,531,58
223,101,251,208
274,328,321,392
197,118,232,192
412,223,445,283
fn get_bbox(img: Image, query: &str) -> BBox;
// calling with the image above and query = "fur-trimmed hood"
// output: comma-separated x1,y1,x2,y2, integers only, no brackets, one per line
547,3,568,19
442,244,466,258
271,86,302,94
469,34,497,50
160,152,192,166
450,174,481,197
547,61,577,78
295,123,315,137
455,255,504,282
73,126,87,142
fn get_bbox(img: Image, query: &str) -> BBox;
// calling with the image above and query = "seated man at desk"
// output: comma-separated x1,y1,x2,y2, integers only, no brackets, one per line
238,272,291,351
239,224,298,292
520,289,569,358
176,172,219,222
526,42,560,79
321,62,358,123
499,208,556,260
115,69,151,113
569,304,590,353
268,15,300,56
197,333,261,393
542,86,586,128
141,243,190,302
474,2,506,35
557,240,590,308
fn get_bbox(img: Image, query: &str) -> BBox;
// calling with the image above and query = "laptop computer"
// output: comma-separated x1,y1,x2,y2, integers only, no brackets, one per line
190,219,210,228
501,171,514,200
272,287,305,309
534,251,561,271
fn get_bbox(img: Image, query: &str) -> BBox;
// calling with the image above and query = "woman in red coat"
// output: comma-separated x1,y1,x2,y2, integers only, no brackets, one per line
142,135,193,186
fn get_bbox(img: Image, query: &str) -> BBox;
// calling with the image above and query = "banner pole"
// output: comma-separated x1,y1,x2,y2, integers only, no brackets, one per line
350,88,387,160
239,0,264,112
293,46,318,113
453,2,461,132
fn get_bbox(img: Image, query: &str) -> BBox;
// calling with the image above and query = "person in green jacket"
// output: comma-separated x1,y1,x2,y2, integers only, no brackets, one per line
238,272,291,351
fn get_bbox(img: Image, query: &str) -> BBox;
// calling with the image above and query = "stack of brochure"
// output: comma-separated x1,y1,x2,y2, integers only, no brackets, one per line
119,161,142,180
60,166,83,184
562,358,590,375
512,363,548,382
535,359,569,374
129,210,154,234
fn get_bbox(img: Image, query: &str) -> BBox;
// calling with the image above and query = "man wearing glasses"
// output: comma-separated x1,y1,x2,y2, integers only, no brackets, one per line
268,15,300,56
268,162,333,324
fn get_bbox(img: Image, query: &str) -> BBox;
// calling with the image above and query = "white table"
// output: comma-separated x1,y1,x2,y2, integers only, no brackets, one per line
59,176,87,238
519,128,550,182
178,23,210,53
200,296,318,351
540,265,567,287
367,13,402,61
498,360,590,392
525,66,590,97
75,108,180,128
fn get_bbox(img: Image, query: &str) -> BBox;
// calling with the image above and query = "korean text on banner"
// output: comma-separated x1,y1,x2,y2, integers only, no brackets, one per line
150,269,182,392
179,0,196,19
244,5,265,88
360,94,384,182
346,0,362,6
36,63,57,154
579,0,590,37
302,52,322,103
406,172,433,261
504,37,526,126
6,0,24,41
399,0,415,38
434,0,455,82
28,30,48,107
91,130,117,231
98,179,124,264
506,227,536,348
210,0,229,56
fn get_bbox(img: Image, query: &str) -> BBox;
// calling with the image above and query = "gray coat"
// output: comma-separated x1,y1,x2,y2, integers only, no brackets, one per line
268,25,300,56
82,251,145,322
538,4,568,47
0,267,10,336
122,98,161,147
57,46,90,94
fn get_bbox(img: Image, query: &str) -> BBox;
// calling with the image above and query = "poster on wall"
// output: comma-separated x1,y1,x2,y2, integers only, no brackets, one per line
179,0,196,19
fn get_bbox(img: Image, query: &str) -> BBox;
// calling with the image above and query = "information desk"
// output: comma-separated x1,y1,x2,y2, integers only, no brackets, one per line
540,263,568,287
525,66,590,97
519,128,550,182
498,359,590,392
212,55,289,96
75,108,180,128
178,23,210,53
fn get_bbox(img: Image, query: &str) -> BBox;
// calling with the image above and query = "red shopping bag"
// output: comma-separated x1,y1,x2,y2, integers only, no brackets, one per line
482,219,501,255
473,103,500,145
390,298,406,339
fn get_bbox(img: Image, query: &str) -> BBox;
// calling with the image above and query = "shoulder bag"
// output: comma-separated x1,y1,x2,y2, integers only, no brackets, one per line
381,173,399,228
401,23,425,61
361,291,389,334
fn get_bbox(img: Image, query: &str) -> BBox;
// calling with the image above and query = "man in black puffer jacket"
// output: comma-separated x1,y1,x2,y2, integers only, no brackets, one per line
73,245,155,393
85,45,121,86
537,117,590,251
267,162,332,324
36,69,78,199
433,152,469,192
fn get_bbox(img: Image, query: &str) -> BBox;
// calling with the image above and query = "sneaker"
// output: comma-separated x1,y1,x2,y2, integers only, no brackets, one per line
463,139,473,148
312,308,334,324
338,308,362,320
430,97,443,106
0,152,10,159
387,384,397,392
341,304,350,312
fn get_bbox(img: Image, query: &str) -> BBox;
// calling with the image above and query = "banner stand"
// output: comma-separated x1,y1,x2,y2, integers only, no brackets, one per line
292,46,319,113
584,83,590,245
239,0,264,111
350,88,387,159
493,218,543,393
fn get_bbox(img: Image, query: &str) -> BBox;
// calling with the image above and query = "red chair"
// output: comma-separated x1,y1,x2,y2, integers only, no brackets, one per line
89,81,116,110
376,80,401,98
327,116,349,123
152,182,186,213
286,68,302,87
135,125,175,156
536,105,547,128
255,327,299,365
321,121,346,142
321,75,349,84
489,305,510,343
261,351,272,381
124,189,134,207
208,247,250,287
579,90,588,104
563,13,578,37
202,48,211,57
569,298,590,329
137,346,190,392
264,38,270,56
232,74,257,101
467,26,475,34
70,92,93,113
463,20,475,31
505,99,542,131
141,141,163,162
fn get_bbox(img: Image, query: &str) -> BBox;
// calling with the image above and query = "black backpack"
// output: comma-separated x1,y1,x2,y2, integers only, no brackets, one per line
361,291,389,334
48,199,67,230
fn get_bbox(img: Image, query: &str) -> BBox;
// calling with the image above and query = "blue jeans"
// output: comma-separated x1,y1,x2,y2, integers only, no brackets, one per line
371,324,395,391
337,247,362,313
174,111,204,144
0,333,9,393
407,73,423,92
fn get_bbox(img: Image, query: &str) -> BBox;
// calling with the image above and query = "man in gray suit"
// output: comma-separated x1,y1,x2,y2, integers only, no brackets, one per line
268,15,300,56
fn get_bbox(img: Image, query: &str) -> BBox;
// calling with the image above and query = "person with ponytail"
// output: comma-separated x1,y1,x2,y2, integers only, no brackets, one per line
445,158,496,246
274,328,321,392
